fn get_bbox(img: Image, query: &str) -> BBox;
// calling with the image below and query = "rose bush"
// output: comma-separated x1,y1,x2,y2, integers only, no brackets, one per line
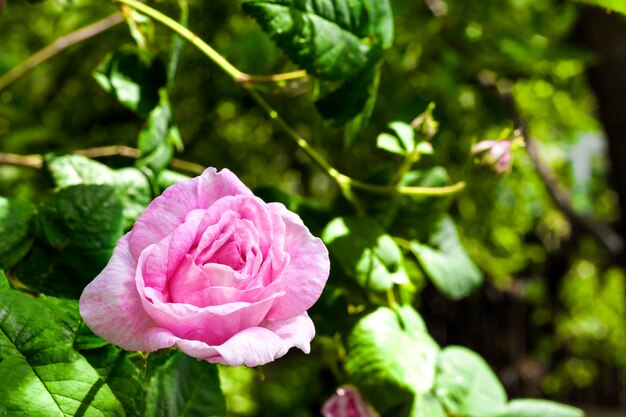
79,168,330,367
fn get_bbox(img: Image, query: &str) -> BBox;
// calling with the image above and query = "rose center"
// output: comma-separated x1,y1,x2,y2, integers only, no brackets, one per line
208,238,245,271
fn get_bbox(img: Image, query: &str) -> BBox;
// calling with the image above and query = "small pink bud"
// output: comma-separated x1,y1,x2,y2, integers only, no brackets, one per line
471,135,524,174
322,386,379,417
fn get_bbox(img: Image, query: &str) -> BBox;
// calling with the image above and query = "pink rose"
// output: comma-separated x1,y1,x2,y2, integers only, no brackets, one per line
79,168,330,367
322,386,379,417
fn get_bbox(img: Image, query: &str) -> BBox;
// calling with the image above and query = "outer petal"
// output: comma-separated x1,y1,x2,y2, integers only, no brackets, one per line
143,312,315,367
79,234,156,351
265,203,330,320
261,312,315,354
129,168,253,259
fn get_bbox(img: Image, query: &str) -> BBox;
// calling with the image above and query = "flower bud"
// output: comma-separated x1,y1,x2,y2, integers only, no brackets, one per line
471,134,524,174
322,386,379,417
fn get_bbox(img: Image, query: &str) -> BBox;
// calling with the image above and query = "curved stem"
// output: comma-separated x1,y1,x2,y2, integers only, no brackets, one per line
113,0,465,198
114,0,243,80
0,13,124,92
246,88,343,181
114,0,308,86
239,70,308,85
351,179,466,196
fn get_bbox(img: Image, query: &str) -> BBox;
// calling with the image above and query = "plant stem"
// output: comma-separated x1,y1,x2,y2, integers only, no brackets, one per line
0,146,206,175
0,153,43,169
246,88,345,182
114,0,466,198
0,13,124,92
115,0,244,80
390,149,421,186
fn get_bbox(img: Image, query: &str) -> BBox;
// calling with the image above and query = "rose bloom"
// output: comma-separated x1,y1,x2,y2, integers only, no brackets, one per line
322,386,379,417
79,168,330,367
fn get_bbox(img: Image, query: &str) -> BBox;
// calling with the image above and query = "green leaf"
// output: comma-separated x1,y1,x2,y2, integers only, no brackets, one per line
0,197,36,269
389,121,416,151
242,0,383,81
316,64,380,125
156,169,192,191
113,167,153,225
74,323,110,351
377,132,407,155
434,346,507,417
343,64,381,145
0,288,125,416
145,352,227,417
137,91,180,173
409,216,483,300
81,344,145,417
376,122,419,155
363,0,394,48
35,184,124,251
45,153,115,187
45,154,153,228
410,394,446,417
20,184,125,296
0,270,9,288
497,400,584,417
346,306,439,413
574,0,626,15
94,47,167,117
322,216,409,292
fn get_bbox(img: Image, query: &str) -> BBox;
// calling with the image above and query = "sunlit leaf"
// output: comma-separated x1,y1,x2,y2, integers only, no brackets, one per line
322,216,409,292
574,0,626,15
496,399,585,417
410,216,483,300
137,91,181,173
346,306,439,413
0,288,125,416
434,346,507,417
45,154,152,228
81,344,145,417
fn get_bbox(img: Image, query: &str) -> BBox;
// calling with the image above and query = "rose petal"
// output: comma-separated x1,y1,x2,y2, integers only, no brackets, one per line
194,195,280,260
265,203,330,320
129,168,252,259
170,256,273,306
139,210,206,299
79,234,155,351
137,248,284,345
144,312,315,367
261,312,315,354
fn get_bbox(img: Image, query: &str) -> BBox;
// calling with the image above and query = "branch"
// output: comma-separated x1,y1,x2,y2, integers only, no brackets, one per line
0,153,43,169
0,13,124,92
0,146,206,175
493,87,624,256
522,127,623,256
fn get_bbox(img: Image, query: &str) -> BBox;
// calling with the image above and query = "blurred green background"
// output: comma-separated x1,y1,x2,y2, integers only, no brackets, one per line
1,0,625,415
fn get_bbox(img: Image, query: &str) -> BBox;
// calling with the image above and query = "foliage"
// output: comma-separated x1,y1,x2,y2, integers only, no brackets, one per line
0,0,622,415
